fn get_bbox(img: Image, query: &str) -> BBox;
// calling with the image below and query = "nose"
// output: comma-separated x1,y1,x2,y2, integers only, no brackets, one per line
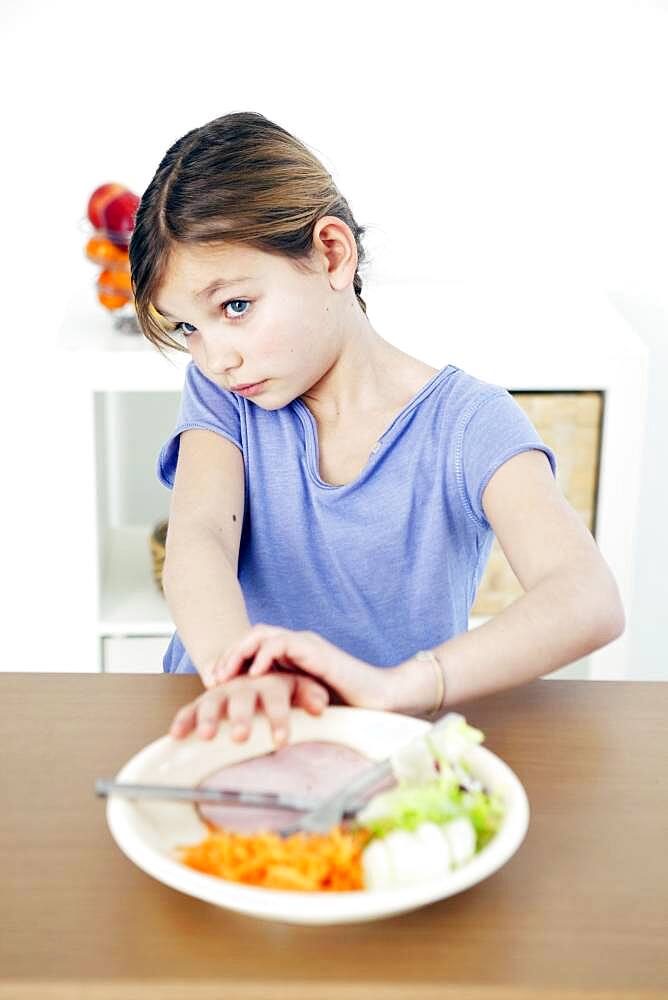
200,333,242,375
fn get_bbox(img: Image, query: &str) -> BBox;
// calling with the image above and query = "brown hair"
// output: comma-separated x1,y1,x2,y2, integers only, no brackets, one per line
129,111,370,354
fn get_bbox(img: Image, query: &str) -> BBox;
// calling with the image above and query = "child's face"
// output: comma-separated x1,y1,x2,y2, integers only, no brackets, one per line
153,241,347,409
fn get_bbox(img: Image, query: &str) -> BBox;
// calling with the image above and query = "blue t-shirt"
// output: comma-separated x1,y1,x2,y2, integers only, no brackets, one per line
157,361,557,675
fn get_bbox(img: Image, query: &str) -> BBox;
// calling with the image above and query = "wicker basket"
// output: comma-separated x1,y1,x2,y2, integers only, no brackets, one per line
149,519,168,594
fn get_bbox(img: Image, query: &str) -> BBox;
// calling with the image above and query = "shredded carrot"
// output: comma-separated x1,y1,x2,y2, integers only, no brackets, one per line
177,825,372,892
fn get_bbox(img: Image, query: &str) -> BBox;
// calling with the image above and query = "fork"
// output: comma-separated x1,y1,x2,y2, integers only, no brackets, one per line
278,755,395,837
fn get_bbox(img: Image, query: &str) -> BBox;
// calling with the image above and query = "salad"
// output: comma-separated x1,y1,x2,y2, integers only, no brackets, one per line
358,713,505,890
178,713,506,892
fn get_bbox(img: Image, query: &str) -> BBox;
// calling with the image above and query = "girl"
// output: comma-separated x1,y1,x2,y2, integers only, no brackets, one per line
129,111,625,748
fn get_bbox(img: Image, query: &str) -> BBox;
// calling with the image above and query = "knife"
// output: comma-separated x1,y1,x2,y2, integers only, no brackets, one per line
95,778,356,814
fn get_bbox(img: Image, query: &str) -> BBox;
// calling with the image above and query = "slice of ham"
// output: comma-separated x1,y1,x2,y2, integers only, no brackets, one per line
196,740,395,834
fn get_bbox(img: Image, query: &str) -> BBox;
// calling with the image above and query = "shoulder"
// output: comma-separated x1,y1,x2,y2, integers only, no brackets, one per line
434,365,509,430
444,367,558,530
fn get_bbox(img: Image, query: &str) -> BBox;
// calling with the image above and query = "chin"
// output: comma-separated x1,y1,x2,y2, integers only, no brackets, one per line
251,397,293,412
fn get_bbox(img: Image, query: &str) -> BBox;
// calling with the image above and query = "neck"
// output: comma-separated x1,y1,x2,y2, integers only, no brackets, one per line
300,305,421,424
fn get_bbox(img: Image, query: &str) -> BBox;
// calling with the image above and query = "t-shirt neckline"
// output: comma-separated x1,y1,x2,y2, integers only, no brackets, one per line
293,364,456,491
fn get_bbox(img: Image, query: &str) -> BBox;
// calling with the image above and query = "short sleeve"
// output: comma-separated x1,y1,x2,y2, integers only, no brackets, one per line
457,389,558,531
157,362,243,489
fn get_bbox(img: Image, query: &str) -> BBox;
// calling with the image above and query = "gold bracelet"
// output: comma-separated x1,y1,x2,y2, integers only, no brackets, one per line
415,649,446,720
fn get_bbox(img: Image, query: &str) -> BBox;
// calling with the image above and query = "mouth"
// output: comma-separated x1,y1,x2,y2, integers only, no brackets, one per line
229,380,268,397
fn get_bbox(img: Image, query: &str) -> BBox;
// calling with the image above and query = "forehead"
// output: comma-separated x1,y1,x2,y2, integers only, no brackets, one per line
151,246,271,316
151,244,308,317
160,244,265,286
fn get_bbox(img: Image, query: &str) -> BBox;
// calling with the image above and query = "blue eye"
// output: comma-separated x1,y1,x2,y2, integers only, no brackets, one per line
175,299,250,337
224,299,250,320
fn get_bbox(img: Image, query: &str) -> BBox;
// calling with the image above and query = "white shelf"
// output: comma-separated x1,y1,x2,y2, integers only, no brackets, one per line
99,525,173,636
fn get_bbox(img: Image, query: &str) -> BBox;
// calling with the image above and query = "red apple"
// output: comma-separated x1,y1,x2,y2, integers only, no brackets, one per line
87,182,127,228
101,190,140,248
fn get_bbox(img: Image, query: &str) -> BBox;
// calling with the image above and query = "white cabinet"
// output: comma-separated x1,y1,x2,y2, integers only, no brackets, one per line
52,280,189,674
103,636,167,673
95,393,178,642
54,277,647,678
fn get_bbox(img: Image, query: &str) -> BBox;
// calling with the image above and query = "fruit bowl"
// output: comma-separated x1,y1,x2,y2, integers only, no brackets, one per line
81,182,141,334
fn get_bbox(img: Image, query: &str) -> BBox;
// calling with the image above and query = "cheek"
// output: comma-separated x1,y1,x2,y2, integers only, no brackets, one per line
186,337,201,359
250,301,322,363
257,324,300,360
185,339,207,371
267,296,312,346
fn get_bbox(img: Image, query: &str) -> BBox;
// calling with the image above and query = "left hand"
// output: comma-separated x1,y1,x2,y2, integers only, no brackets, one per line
169,671,330,746
210,624,390,711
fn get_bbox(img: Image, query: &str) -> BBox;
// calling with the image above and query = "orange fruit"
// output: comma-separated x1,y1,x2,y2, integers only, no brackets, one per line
97,268,133,310
86,236,127,267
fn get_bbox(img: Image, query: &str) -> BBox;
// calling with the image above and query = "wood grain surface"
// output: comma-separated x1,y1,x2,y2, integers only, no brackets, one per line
1,674,667,999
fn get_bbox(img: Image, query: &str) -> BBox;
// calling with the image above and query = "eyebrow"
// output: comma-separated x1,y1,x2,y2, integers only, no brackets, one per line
154,275,254,319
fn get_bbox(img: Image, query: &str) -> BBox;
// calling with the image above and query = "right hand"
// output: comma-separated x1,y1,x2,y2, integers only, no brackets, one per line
168,671,330,747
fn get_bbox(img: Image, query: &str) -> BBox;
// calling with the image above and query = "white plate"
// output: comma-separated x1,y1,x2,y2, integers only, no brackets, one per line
106,706,529,925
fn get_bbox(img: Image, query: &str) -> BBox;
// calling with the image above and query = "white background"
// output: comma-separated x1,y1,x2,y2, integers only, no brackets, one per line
0,0,665,677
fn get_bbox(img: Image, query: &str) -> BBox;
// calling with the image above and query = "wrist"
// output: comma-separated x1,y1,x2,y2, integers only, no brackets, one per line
386,652,445,717
414,650,446,720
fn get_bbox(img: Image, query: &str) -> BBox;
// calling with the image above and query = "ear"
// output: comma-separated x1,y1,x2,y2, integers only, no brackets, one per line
311,216,358,292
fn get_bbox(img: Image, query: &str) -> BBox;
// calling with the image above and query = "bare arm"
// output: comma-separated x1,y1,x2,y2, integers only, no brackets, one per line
389,450,626,714
163,428,334,740
162,428,251,688
389,553,625,714
162,522,251,687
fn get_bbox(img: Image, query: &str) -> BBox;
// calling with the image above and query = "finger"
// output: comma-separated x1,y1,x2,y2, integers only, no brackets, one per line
225,683,259,742
246,635,295,678
213,625,286,682
257,675,293,748
169,701,199,739
292,676,330,716
248,631,332,685
193,688,230,740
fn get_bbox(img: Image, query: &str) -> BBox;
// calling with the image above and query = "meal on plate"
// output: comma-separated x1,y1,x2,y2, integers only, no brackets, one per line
177,713,506,892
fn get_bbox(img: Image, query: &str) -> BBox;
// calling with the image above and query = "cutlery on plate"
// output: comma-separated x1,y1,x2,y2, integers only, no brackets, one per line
95,778,352,814
277,758,394,836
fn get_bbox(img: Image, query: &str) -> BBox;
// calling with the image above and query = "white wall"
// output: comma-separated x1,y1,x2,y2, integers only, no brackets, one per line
1,0,666,675
607,292,668,680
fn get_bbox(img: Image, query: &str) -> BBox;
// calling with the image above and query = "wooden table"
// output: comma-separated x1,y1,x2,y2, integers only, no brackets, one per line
2,674,667,999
